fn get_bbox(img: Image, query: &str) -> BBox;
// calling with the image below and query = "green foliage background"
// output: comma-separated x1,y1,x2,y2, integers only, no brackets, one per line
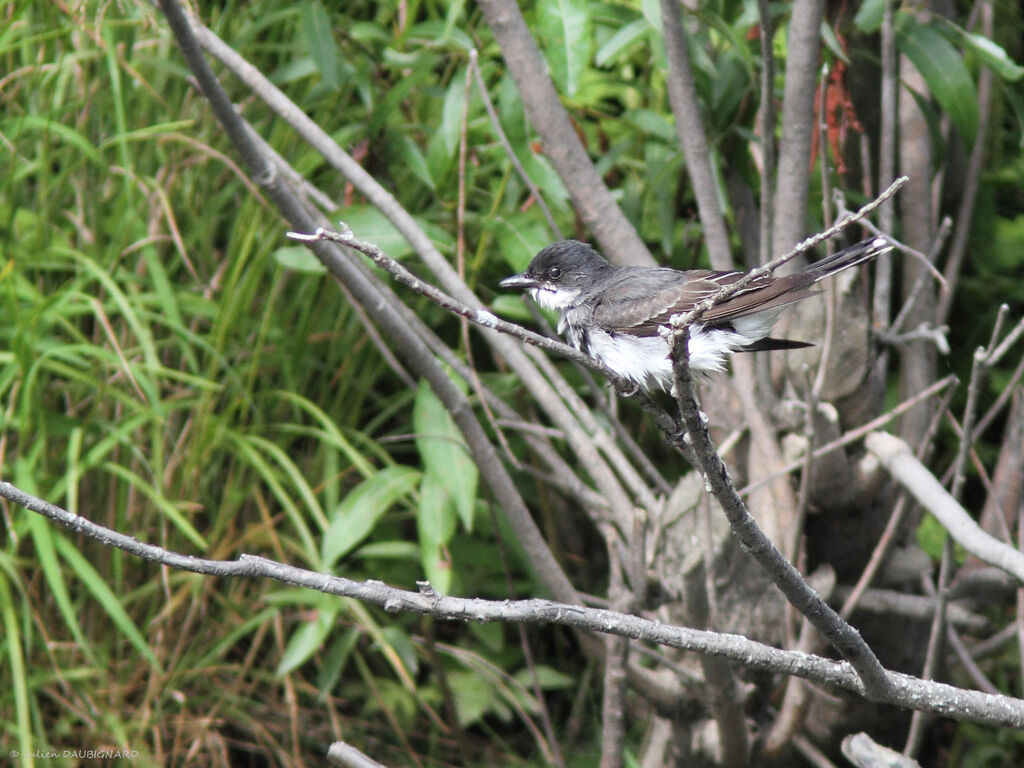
1,0,1022,765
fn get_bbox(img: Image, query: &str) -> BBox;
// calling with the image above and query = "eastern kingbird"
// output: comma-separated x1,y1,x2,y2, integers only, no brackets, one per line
499,237,892,391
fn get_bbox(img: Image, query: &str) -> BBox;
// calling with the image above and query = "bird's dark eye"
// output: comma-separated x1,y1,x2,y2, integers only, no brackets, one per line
548,267,562,280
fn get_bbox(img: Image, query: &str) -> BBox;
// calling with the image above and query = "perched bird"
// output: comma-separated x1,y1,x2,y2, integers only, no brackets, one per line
499,237,891,391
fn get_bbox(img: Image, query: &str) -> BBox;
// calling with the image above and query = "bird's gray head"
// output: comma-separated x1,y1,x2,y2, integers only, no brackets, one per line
498,240,610,312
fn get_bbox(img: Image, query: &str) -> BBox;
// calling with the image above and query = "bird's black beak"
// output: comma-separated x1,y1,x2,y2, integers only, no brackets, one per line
498,272,539,290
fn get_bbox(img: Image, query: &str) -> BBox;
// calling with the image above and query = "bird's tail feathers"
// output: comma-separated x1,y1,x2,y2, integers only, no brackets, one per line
804,236,892,282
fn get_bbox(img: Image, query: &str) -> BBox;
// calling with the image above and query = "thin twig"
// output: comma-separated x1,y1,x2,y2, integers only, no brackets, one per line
673,177,906,331
903,541,954,757
287,227,623,382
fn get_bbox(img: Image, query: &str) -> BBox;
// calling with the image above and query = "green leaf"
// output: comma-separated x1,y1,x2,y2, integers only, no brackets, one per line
368,64,434,138
489,215,553,272
277,605,338,675
413,378,478,531
595,18,647,68
300,0,340,90
317,627,360,696
273,245,327,274
964,33,1024,81
354,541,420,560
393,133,436,191
322,465,421,567
933,17,1024,82
448,670,507,727
896,14,978,143
337,205,412,260
53,533,160,668
378,626,419,676
489,294,535,323
418,473,457,594
819,20,850,65
513,665,576,691
622,109,676,142
426,69,468,178
853,0,884,33
538,0,592,97
27,515,99,667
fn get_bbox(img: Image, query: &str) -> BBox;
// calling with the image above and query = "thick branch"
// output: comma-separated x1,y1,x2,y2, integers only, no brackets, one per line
772,0,825,259
474,0,654,267
866,432,1024,584
659,0,733,270
4,479,1023,728
667,327,893,698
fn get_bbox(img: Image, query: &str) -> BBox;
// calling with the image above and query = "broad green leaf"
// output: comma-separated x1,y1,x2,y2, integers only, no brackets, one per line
448,670,509,727
963,33,1024,81
300,0,340,90
622,109,676,142
317,627,361,696
277,605,338,675
915,514,946,560
469,622,506,652
896,15,978,144
393,133,436,191
513,665,576,691
820,20,850,65
355,541,420,560
933,17,1024,82
418,473,457,594
595,19,648,67
404,20,476,54
641,0,663,35
489,214,560,273
426,69,468,177
323,465,421,567
490,294,535,323
337,205,412,260
443,0,470,48
413,378,478,531
273,245,327,274
538,0,592,97
853,0,884,33
379,626,419,677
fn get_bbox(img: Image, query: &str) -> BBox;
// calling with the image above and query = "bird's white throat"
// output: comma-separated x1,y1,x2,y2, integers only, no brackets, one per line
530,286,580,312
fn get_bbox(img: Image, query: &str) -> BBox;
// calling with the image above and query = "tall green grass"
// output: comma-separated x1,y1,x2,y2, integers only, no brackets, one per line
0,3,557,764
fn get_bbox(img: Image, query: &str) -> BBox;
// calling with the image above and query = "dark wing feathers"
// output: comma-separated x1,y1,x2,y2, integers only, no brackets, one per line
592,268,819,337
589,237,885,338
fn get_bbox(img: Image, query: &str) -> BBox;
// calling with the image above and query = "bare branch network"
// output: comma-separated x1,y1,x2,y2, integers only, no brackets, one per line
2,479,1023,728
286,185,907,700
